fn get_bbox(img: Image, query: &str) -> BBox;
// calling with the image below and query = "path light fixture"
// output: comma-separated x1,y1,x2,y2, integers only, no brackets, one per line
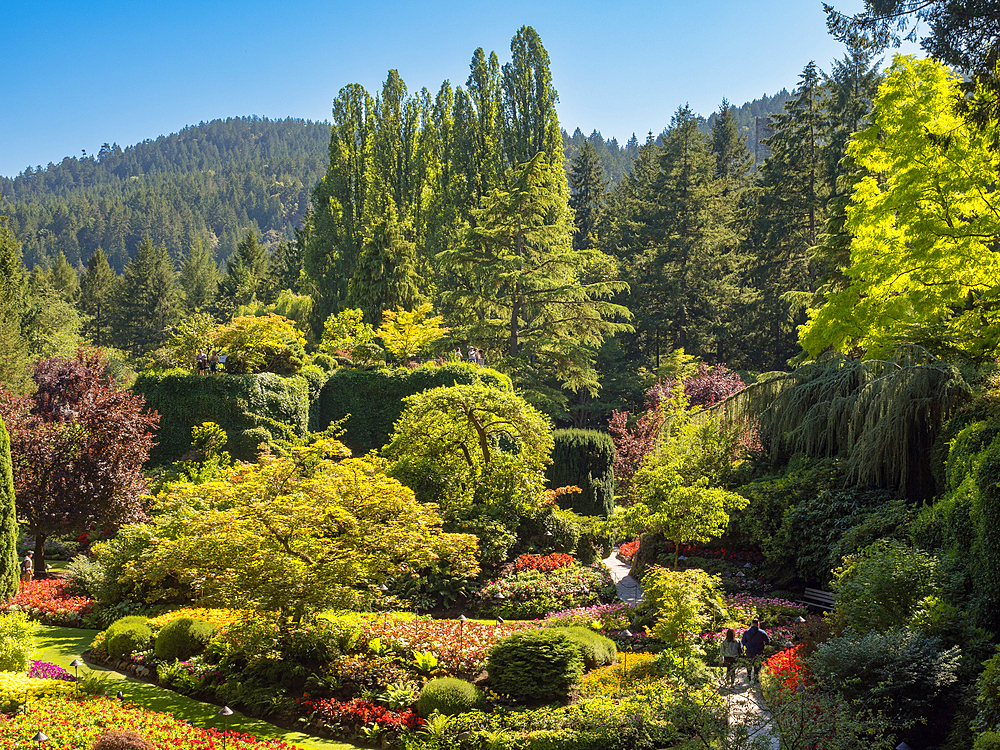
621,629,633,676
677,555,686,562
458,615,468,665
378,584,390,628
218,706,234,750
794,616,806,624
744,563,752,568
496,616,505,626
69,658,83,681
735,571,745,579
32,732,48,748
116,690,124,703
896,744,912,750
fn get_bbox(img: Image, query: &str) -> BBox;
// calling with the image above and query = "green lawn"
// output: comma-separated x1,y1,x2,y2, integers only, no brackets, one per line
32,624,360,750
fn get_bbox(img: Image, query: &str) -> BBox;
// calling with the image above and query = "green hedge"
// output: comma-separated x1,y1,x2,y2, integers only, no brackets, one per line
546,429,616,516
133,371,310,465
315,362,511,453
487,629,584,703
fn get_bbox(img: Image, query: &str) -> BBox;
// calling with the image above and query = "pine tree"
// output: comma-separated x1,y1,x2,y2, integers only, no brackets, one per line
49,252,80,304
113,235,180,355
568,140,608,250
0,415,17,600
178,238,221,312
348,216,423,323
79,247,117,347
711,99,753,189
220,229,268,306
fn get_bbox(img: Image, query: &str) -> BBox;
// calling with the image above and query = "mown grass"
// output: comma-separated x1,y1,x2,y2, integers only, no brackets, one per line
32,624,360,750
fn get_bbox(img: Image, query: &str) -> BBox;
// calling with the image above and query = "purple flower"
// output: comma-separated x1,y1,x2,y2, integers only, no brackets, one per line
27,660,75,681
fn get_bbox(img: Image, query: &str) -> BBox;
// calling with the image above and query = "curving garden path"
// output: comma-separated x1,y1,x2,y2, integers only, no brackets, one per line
32,624,360,750
602,547,644,605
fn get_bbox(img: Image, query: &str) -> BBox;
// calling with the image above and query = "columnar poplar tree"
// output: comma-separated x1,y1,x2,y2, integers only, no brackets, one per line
0,415,18,599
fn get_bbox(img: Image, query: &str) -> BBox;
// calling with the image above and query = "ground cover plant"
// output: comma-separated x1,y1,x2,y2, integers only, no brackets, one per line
2,578,95,626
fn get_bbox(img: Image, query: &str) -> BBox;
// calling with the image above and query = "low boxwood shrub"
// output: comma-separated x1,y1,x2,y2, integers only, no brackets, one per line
549,626,616,670
105,616,152,661
416,677,481,717
487,630,584,703
154,617,216,661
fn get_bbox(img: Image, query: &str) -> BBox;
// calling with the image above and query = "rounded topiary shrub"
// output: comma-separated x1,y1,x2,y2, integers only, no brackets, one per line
417,677,481,717
154,617,216,661
487,630,584,703
105,616,152,661
550,626,617,669
90,731,154,750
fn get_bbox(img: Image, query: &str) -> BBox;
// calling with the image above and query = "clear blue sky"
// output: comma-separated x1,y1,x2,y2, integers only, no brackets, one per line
0,0,921,179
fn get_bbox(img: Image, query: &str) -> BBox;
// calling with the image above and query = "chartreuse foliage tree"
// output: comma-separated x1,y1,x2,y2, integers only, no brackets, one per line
0,415,18,600
377,302,449,362
608,390,746,568
319,308,378,360
119,438,477,619
384,382,553,519
801,56,1000,359
212,314,306,375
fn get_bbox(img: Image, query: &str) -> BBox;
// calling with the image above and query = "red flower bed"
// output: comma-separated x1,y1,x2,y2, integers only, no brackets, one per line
765,644,812,693
619,540,641,561
512,552,575,573
297,696,421,733
3,579,94,625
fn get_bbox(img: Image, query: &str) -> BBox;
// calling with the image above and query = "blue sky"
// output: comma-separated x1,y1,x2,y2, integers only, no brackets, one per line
0,0,921,178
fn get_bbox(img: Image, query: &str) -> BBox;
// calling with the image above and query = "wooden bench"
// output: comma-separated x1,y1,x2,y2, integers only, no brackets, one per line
798,588,835,611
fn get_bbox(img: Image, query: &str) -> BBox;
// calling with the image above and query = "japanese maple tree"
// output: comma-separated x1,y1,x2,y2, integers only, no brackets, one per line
0,348,158,575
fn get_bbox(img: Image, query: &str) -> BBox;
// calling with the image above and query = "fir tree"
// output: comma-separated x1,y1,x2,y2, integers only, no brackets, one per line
113,235,181,355
179,238,221,312
79,247,117,347
568,140,608,250
220,229,268,306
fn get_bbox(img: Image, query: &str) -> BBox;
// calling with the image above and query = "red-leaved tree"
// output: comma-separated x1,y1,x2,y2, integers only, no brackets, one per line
0,348,159,575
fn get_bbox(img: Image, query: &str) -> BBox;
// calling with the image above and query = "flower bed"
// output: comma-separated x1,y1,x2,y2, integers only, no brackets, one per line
27,661,75,681
2,579,94,626
725,594,806,627
762,644,812,698
0,695,304,749
478,564,616,619
358,616,536,674
147,607,248,630
0,672,78,705
542,603,634,631
512,552,575,573
619,539,641,561
297,696,422,735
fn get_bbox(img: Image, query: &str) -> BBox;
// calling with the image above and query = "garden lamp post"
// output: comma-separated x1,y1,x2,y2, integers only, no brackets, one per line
457,615,467,667
378,584,389,629
621,629,633,677
117,690,124,703
219,705,234,750
494,592,505,625
69,658,83,681
32,732,48,748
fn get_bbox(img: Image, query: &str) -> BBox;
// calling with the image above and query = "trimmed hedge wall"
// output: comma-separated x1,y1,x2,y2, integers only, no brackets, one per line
315,362,512,453
133,371,310,465
546,429,616,516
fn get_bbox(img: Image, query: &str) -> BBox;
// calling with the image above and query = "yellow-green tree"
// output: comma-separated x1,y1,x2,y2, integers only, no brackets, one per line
212,313,306,374
113,438,477,618
377,303,449,362
800,56,1000,359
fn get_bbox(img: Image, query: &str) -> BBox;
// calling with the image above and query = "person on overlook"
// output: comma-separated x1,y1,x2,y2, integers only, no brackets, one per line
196,349,207,376
209,350,220,375
741,618,770,683
455,346,463,361
468,346,477,364
720,628,743,687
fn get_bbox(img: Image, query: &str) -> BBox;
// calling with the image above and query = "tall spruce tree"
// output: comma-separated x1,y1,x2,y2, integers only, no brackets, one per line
220,229,269,306
179,239,221,312
0,415,16,600
79,247,117,347
113,235,180,355
568,140,608,250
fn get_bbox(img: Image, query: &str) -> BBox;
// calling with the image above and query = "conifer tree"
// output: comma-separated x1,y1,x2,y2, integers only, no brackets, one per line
0,415,16,600
220,229,269,306
113,236,180,355
0,218,29,392
568,140,608,250
49,252,80,304
79,247,117,347
711,99,753,189
178,239,221,312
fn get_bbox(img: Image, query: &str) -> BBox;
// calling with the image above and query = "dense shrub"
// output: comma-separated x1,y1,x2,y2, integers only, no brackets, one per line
976,650,1000,734
105,616,152,661
487,630,584,702
0,611,33,671
831,540,940,632
315,362,510,454
132,371,310,464
416,677,481,717
154,617,216,661
975,439,1000,633
546,429,616,516
549,627,617,670
810,628,960,727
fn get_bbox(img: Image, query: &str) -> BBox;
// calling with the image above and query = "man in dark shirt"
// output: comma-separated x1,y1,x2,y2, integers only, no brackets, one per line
741,618,770,682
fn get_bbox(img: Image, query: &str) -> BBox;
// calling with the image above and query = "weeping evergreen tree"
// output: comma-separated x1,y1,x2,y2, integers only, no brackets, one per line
712,347,969,498
0,415,17,600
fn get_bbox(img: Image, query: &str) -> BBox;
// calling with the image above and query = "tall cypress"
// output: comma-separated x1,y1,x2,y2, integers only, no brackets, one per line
0,415,18,600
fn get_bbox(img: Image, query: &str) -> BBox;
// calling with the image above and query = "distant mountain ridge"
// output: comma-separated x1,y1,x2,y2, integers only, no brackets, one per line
2,92,795,272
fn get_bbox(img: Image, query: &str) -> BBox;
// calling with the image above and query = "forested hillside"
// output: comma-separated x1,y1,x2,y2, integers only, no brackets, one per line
0,117,330,272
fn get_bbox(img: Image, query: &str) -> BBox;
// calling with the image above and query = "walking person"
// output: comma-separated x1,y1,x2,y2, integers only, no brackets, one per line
741,618,770,683
720,628,743,688
20,550,33,583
